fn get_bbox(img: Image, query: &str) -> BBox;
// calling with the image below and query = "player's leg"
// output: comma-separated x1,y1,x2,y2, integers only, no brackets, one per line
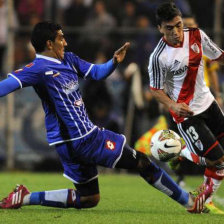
115,144,213,213
24,178,100,209
0,179,100,209
0,142,100,209
177,111,224,213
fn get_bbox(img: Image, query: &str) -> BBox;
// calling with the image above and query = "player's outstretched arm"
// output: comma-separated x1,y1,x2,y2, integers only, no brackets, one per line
0,77,21,97
113,42,130,64
89,42,130,81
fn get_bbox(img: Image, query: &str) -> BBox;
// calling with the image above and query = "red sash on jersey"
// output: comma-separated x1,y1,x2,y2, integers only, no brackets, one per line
170,29,202,123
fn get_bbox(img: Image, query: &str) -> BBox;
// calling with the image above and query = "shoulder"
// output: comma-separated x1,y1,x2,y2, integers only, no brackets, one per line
150,39,167,62
185,27,202,37
64,52,78,61
15,60,40,73
183,27,199,32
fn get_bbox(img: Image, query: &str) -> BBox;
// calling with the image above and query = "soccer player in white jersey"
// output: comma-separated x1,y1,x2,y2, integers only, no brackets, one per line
148,2,224,214
0,22,212,213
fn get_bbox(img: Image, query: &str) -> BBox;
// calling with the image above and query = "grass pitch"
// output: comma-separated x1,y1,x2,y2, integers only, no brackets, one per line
0,172,224,224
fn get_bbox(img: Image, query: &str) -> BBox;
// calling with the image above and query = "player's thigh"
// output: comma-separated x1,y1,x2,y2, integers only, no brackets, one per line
72,128,126,169
55,142,98,184
177,117,224,160
115,144,138,169
206,101,224,147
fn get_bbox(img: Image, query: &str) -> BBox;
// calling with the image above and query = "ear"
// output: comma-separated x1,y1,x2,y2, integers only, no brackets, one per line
46,40,53,50
157,25,163,34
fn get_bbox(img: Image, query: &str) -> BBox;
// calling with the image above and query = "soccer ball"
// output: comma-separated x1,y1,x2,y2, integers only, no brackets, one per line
150,130,181,162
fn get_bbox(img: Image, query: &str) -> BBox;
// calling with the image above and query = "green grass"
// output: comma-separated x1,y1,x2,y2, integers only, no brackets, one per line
0,172,224,224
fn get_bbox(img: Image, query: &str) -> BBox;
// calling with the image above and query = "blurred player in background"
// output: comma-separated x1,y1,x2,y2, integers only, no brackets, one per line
148,2,224,214
0,21,212,213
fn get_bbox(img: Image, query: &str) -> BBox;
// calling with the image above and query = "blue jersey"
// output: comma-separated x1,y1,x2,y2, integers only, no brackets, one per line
8,53,107,145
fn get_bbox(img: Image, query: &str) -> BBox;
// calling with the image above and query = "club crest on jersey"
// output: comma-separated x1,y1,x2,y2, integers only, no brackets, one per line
74,99,83,107
195,139,203,151
191,43,200,53
105,140,116,151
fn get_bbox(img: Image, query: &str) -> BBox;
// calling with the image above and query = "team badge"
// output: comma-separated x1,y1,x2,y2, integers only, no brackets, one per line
191,43,200,53
195,139,203,151
105,140,116,151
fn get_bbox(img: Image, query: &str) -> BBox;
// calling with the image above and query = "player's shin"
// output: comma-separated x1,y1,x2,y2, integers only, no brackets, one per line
138,155,189,206
23,189,81,208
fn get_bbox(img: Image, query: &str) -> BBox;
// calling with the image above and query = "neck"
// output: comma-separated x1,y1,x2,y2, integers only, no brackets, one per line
40,51,59,60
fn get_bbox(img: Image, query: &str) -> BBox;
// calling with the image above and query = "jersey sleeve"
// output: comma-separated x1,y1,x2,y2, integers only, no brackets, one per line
66,52,94,79
200,29,223,60
8,62,42,88
148,53,166,90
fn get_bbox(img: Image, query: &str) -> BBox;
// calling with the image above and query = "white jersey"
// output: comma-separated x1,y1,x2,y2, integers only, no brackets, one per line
148,28,223,123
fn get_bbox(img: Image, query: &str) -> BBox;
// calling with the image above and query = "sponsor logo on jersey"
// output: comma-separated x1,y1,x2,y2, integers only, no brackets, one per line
45,71,61,77
173,60,180,67
62,80,79,94
53,72,60,77
191,43,200,53
170,65,188,76
195,139,203,151
45,71,54,75
105,140,116,151
207,42,218,54
74,99,83,107
14,68,23,73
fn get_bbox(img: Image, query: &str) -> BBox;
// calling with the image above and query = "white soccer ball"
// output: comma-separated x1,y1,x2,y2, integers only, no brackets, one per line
150,130,181,162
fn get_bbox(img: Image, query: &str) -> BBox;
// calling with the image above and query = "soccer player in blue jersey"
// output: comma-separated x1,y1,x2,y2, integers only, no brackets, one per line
0,21,212,213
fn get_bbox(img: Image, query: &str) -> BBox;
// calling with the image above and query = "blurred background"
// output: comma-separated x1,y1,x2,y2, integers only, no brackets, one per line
0,0,223,177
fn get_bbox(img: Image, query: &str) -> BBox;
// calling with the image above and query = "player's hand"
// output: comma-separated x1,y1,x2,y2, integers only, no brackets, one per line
113,42,130,64
172,102,194,117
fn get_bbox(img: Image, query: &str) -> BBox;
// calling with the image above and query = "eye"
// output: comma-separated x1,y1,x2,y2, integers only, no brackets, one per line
167,26,173,31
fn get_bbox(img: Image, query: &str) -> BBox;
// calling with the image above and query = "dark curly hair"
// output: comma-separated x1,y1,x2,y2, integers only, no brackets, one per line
31,21,62,53
156,2,182,25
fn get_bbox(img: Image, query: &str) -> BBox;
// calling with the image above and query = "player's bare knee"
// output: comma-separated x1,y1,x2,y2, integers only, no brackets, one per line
81,194,100,208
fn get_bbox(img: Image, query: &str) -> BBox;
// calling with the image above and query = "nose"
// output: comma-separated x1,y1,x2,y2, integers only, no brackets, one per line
64,39,68,47
172,27,178,35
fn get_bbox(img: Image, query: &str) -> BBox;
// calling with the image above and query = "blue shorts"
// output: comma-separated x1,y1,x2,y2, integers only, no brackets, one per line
55,128,126,184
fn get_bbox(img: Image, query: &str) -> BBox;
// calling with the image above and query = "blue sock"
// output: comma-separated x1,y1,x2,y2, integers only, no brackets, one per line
139,161,189,206
29,189,81,208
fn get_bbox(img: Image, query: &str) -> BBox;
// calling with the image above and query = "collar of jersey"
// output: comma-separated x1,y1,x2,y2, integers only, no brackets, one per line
36,54,62,64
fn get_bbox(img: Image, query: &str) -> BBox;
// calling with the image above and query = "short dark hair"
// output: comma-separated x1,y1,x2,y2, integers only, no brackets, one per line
156,2,182,25
31,21,62,53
